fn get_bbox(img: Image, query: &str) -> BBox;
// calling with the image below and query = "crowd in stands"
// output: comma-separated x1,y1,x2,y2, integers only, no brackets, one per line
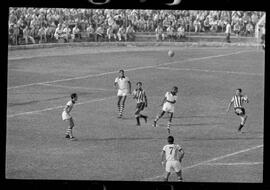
8,8,264,45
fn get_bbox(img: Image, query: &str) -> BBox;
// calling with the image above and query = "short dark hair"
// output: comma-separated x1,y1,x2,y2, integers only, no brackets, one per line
136,82,142,85
167,136,174,144
119,69,124,73
236,88,242,93
173,86,178,91
71,93,77,99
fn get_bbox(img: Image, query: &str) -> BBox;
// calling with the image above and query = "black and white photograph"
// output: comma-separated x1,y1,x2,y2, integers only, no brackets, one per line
5,0,266,189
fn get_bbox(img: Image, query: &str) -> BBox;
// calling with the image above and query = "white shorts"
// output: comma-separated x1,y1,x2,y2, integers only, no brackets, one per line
165,160,182,173
162,102,175,113
117,89,129,96
62,111,71,121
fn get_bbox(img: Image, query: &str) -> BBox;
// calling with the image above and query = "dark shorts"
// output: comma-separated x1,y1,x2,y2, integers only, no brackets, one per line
234,107,245,116
136,102,146,111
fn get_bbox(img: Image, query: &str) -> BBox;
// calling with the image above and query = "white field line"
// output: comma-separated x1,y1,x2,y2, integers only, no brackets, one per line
156,67,264,76
7,50,252,90
39,83,114,91
7,46,235,61
7,96,115,118
203,162,263,166
143,144,263,181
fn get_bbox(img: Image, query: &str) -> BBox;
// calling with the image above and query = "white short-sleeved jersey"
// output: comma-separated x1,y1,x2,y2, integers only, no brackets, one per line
62,100,74,120
165,92,177,103
115,76,130,90
63,100,74,114
162,144,182,162
162,92,177,113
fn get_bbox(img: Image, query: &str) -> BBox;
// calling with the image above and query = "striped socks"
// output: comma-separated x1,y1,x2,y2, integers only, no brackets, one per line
65,128,73,138
119,104,124,116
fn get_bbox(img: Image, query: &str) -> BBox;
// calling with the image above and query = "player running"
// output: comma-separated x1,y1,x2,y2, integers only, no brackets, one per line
161,136,185,182
114,69,131,118
153,86,178,134
226,88,249,132
62,93,78,140
132,82,148,126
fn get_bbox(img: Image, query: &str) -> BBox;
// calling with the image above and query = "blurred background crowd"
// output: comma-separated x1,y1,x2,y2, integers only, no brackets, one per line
8,8,265,45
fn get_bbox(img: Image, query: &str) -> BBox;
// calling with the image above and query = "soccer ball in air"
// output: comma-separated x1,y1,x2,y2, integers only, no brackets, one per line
168,50,175,57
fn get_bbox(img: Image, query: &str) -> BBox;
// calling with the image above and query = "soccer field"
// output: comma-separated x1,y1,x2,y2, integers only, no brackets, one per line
6,45,264,182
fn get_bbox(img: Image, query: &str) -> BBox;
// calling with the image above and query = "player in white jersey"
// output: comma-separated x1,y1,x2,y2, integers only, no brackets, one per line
62,93,78,140
153,86,178,134
114,70,131,118
227,88,249,132
161,136,185,182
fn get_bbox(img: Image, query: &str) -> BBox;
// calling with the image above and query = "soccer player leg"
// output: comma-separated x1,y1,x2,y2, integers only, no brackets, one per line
67,117,75,138
117,90,123,117
167,112,173,134
120,95,127,117
236,108,246,131
164,161,174,181
153,110,165,127
174,161,183,181
135,106,141,126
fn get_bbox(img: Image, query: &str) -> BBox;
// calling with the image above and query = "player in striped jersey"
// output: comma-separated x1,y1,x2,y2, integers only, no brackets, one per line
153,86,178,134
132,82,148,126
62,93,78,140
161,136,185,182
114,70,131,118
227,88,249,132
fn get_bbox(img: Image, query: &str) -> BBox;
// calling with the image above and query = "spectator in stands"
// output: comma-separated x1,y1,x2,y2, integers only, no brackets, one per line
210,17,218,32
176,25,185,39
106,25,114,41
54,23,64,41
245,22,254,36
155,25,165,41
46,23,56,42
126,24,135,41
86,24,95,41
117,25,127,41
9,24,17,45
95,24,105,42
233,21,241,37
72,24,80,40
203,17,211,32
193,19,201,33
166,25,176,41
63,24,71,42
38,25,47,43
23,25,35,44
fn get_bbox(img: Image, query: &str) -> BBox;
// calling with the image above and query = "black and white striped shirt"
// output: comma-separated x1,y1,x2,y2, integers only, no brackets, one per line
132,89,147,103
231,95,248,108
